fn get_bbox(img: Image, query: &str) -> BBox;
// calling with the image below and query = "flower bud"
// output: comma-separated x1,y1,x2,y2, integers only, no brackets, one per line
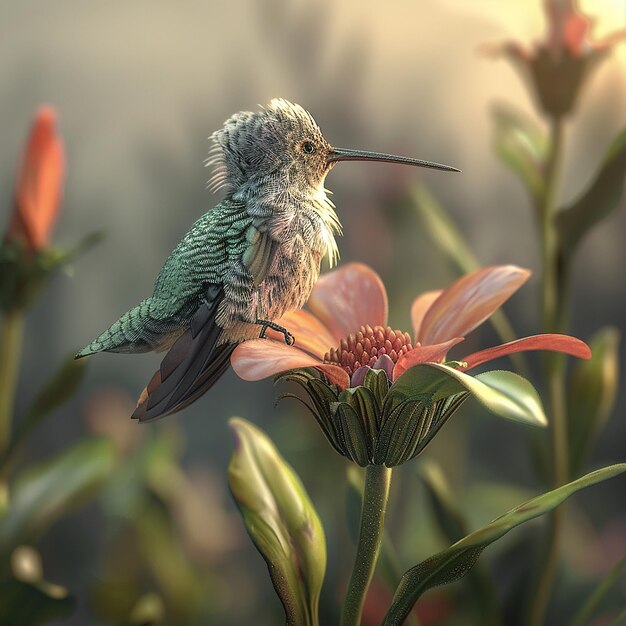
6,106,65,252
228,418,326,626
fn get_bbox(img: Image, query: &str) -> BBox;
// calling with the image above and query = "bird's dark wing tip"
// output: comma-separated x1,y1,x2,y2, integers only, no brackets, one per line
131,283,227,422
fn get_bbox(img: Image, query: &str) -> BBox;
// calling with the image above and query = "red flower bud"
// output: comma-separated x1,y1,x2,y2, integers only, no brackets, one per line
7,106,65,252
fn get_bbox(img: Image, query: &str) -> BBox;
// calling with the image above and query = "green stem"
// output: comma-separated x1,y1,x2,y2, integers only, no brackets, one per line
0,309,24,458
527,117,568,626
340,464,392,626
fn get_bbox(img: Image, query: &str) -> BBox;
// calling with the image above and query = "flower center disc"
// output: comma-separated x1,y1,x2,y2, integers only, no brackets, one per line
323,325,413,375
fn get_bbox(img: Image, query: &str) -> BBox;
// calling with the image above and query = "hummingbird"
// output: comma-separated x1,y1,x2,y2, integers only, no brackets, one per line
77,99,459,421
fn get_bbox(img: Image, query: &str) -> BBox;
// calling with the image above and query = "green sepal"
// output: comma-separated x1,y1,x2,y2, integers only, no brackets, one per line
0,578,75,625
568,327,620,476
389,364,547,427
332,402,371,467
277,368,345,458
228,418,326,626
376,394,467,466
556,128,626,260
359,367,390,414
382,463,626,625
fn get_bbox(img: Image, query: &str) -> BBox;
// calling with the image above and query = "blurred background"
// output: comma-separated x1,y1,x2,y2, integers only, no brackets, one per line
1,1,625,624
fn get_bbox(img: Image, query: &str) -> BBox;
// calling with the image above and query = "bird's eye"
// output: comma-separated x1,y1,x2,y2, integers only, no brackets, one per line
302,141,316,154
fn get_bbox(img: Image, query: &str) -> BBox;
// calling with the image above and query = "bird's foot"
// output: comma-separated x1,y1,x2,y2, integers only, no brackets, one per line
255,319,295,346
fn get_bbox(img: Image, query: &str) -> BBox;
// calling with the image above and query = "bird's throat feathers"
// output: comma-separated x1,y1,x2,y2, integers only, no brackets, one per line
247,181,341,268
207,148,340,267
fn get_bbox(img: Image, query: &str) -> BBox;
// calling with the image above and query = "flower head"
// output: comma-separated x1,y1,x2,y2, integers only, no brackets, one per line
485,0,626,117
6,106,65,252
232,263,590,466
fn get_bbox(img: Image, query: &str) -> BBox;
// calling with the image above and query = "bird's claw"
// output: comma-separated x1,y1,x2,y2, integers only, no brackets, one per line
256,319,295,346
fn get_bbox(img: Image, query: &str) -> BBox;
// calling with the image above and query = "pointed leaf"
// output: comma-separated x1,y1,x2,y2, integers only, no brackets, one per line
556,128,626,257
0,578,75,625
571,554,626,626
15,352,88,441
420,463,500,624
410,182,480,274
0,437,116,552
568,327,620,475
491,104,548,200
228,418,325,626
420,462,467,543
42,230,105,273
128,592,165,626
389,363,547,427
382,464,626,625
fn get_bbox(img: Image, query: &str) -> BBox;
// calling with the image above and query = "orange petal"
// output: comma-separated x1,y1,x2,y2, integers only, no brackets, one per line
266,309,336,359
10,106,65,251
307,263,388,342
231,339,320,380
410,290,443,343
231,339,350,388
418,265,531,345
462,334,592,370
393,337,465,380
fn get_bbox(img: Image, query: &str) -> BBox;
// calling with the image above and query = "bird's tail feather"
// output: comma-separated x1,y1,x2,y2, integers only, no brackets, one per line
75,300,162,358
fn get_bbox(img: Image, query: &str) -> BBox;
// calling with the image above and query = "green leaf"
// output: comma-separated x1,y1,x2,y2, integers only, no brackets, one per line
571,554,626,626
420,463,500,626
389,364,547,427
128,592,165,625
0,232,103,312
608,608,626,626
134,507,203,617
0,437,116,552
0,578,74,625
410,182,480,274
382,464,626,625
39,230,105,275
568,327,620,476
556,128,626,257
228,418,326,626
420,462,467,543
491,104,548,200
5,353,90,463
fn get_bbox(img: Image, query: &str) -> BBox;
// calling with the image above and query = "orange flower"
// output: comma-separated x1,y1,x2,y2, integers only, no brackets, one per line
487,0,625,117
7,106,65,252
231,263,590,387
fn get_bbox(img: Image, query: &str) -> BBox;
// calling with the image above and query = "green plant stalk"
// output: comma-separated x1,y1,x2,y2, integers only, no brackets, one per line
0,310,24,458
527,117,568,626
340,464,392,626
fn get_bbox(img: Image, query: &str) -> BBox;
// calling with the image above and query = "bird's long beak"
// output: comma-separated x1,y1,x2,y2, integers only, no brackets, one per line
327,147,460,172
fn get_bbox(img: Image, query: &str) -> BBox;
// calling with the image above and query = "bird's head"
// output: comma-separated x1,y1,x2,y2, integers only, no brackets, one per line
208,99,332,196
207,98,459,197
